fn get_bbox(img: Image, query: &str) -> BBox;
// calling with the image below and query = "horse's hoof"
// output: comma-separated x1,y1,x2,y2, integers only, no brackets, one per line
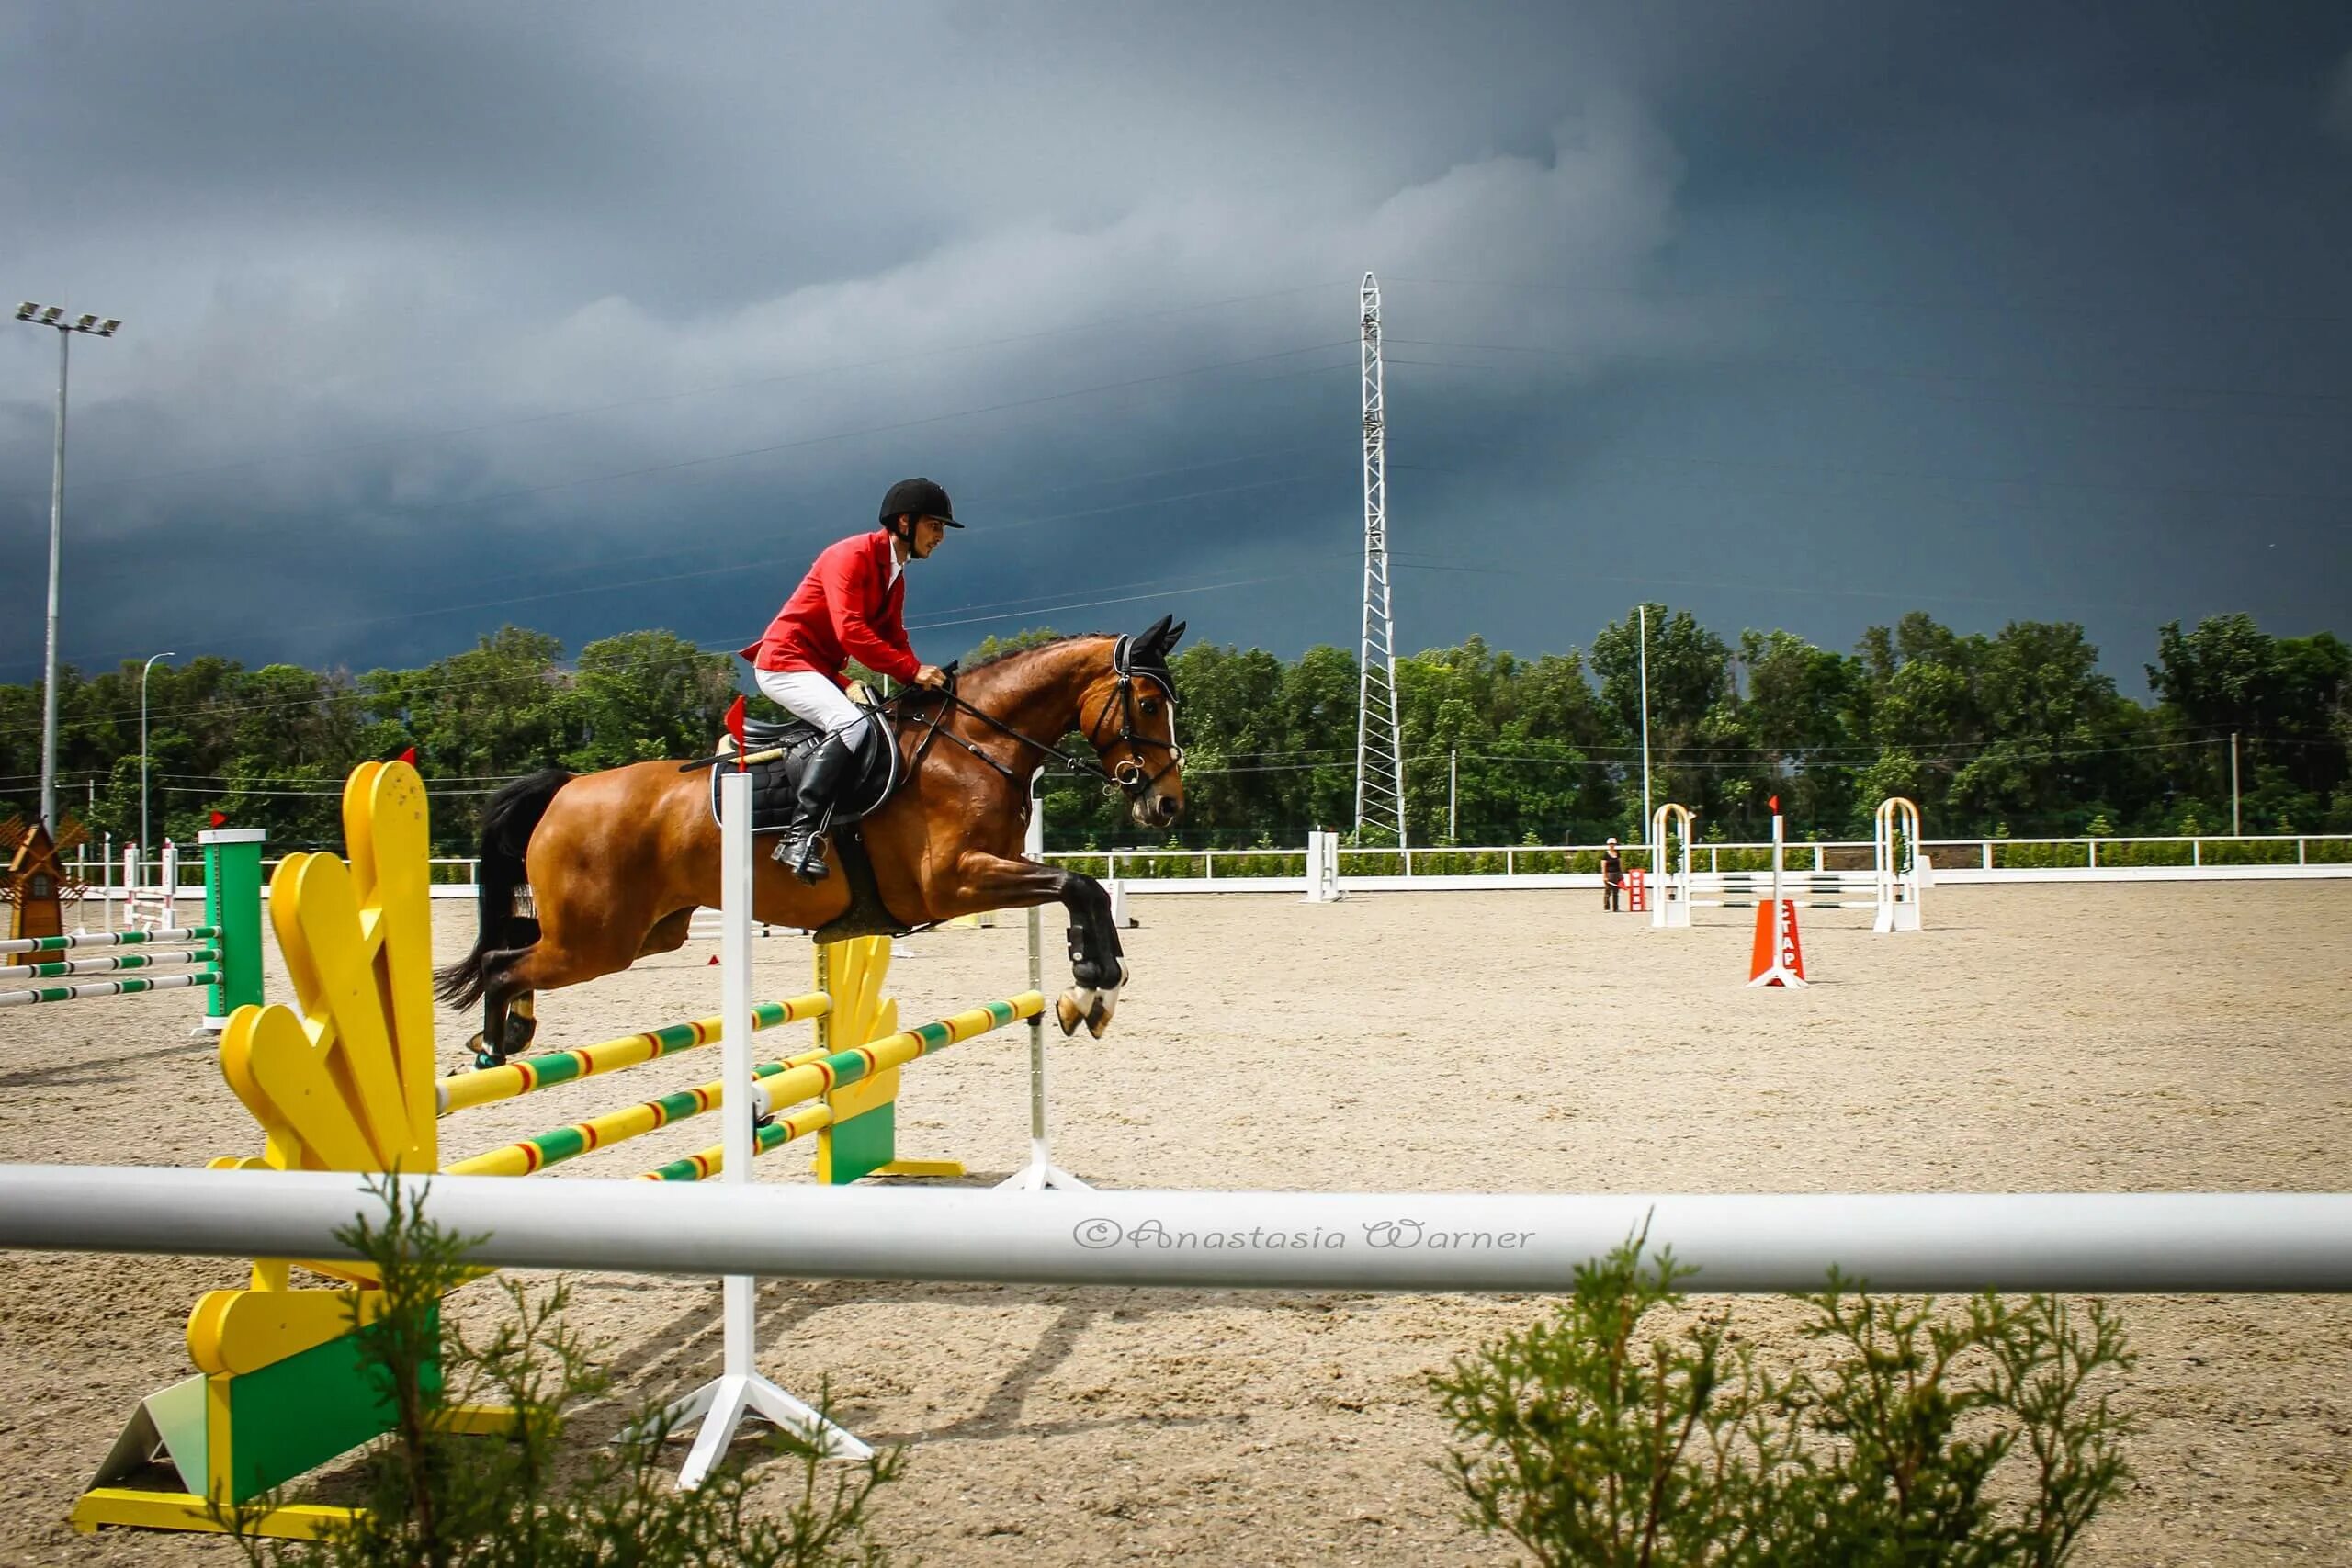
1085,988,1121,1038
1057,983,1123,1038
501,1014,537,1056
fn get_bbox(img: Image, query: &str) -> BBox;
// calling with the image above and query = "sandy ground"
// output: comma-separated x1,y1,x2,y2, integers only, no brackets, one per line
2,883,2348,1564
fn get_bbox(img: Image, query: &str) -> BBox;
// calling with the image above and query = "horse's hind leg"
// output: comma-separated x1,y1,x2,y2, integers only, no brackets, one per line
467,909,675,1067
465,946,541,1066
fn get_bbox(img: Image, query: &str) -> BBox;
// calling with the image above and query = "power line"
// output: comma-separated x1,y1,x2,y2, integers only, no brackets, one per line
1383,273,2352,333
77,282,1351,494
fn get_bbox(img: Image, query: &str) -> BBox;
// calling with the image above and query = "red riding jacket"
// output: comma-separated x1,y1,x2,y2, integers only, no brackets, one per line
740,529,921,688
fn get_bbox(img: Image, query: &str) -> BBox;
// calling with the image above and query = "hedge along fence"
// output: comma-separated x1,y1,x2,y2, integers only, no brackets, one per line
1973,836,2352,871
1053,845,1669,880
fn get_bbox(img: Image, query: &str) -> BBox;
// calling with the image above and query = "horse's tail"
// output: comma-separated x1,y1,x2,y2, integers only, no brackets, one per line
434,768,573,1009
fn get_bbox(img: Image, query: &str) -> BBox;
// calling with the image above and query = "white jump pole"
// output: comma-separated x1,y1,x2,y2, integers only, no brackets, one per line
1746,802,1808,988
1302,829,1341,903
650,766,871,1483
1000,773,1090,1192
4,1169,2348,1294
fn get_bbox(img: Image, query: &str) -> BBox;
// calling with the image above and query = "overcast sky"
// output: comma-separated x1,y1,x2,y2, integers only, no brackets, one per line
5,1,2348,696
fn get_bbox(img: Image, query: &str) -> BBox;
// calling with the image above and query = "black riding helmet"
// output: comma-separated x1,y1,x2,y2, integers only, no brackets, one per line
879,476,963,531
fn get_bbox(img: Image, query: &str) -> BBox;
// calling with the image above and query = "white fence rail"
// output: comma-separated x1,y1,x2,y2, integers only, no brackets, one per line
71,834,2352,904
1038,832,2352,894
1,1168,2347,1294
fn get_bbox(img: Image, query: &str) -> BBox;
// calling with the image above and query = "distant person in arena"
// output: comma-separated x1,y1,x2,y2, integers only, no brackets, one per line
1601,836,1624,911
741,476,958,883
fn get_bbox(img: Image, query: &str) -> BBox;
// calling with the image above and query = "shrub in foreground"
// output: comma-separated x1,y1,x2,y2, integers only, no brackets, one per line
1432,1235,2134,1566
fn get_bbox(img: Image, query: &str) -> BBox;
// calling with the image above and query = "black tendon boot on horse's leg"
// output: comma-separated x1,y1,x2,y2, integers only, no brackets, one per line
474,988,536,1070
1056,876,1130,1037
775,730,858,884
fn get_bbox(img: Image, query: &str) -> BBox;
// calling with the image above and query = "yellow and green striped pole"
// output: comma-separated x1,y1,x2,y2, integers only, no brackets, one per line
451,991,1040,1181
447,1041,837,1177
437,992,829,1114
640,992,1043,1183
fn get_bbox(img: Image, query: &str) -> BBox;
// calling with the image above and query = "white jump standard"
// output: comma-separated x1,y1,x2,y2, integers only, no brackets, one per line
1649,795,1925,933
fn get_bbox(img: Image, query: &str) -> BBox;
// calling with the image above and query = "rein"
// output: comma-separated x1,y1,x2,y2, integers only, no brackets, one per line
880,644,1182,802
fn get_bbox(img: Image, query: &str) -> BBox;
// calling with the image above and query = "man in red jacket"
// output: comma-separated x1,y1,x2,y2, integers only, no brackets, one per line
740,476,957,881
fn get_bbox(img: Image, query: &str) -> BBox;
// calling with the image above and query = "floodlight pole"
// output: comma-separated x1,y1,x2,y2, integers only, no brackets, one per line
15,303,122,832
40,325,69,833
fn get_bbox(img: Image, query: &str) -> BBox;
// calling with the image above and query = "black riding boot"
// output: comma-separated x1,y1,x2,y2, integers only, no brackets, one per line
774,732,859,884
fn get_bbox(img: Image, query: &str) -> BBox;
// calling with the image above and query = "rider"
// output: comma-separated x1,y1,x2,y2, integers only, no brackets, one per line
741,476,957,882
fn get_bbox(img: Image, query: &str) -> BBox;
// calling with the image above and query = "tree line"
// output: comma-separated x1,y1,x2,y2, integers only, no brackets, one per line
2,609,2344,857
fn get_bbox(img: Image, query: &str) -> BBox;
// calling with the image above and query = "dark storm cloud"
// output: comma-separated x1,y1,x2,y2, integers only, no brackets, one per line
4,1,2348,690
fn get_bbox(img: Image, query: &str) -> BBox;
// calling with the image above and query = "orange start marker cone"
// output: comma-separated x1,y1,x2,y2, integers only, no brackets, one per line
1745,795,1810,988
1747,898,1809,987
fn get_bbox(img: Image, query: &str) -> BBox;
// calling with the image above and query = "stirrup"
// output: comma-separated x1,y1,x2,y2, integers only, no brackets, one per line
774,828,829,883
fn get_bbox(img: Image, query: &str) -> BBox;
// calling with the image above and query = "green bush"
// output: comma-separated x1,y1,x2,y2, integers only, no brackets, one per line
233,1178,903,1566
1432,1235,2134,1567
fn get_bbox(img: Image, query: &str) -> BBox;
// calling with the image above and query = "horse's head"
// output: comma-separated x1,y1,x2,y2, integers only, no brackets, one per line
1080,615,1187,829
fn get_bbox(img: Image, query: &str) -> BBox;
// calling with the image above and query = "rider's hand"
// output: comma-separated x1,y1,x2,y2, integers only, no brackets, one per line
914,664,949,689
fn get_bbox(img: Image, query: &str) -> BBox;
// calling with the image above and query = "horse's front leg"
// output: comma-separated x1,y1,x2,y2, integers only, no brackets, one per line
951,850,1126,1038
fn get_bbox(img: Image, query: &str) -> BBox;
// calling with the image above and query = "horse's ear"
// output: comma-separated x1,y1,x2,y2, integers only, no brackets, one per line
1163,618,1187,653
1136,613,1179,660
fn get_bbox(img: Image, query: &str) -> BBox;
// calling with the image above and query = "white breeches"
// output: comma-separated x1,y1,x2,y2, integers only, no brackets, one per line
754,669,872,740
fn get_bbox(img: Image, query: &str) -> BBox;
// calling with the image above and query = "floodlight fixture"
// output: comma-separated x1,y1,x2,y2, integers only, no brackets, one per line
17,302,125,337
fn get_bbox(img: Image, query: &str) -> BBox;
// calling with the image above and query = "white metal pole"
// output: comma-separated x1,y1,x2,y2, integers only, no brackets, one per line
1000,773,1088,1191
39,329,69,832
656,768,869,1483
140,652,174,855
1637,604,1652,839
1448,750,1457,842
6,1168,2349,1295
2231,731,2240,836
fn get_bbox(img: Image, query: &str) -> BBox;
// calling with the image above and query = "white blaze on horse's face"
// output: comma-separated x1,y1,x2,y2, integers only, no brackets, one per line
1132,680,1182,829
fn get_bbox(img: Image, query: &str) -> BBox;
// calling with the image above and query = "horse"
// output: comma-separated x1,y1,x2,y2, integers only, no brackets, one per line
436,615,1187,1064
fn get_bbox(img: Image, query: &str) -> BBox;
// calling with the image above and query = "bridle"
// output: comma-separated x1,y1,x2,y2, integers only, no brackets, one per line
892,635,1183,804
1085,635,1185,796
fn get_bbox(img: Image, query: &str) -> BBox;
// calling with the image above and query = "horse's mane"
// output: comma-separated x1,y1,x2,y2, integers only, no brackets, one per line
963,633,1113,673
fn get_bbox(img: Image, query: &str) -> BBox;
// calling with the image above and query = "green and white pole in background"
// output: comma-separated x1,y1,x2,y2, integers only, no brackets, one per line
199,828,266,1032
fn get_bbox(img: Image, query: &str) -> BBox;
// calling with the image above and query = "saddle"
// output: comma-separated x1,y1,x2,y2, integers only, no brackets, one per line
704,705,902,838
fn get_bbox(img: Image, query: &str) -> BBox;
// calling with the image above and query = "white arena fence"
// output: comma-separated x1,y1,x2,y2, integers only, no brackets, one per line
73,833,2347,903
1026,831,2352,896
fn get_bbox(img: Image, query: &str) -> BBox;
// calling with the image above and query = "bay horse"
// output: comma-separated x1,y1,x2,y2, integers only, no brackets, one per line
436,615,1186,1064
